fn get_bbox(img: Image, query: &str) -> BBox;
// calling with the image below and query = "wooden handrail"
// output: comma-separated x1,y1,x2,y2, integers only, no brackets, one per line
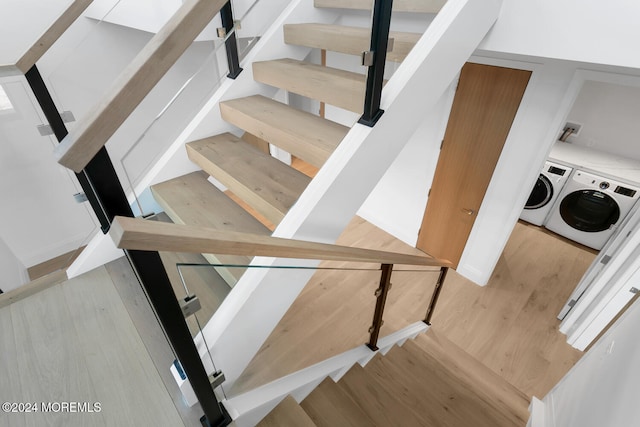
16,0,94,74
1,0,93,76
110,216,454,267
54,0,229,173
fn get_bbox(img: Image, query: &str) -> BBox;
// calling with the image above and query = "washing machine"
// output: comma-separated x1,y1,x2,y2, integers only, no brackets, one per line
545,170,640,250
520,161,573,226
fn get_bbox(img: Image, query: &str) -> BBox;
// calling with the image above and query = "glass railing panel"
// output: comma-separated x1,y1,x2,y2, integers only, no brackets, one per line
119,35,229,216
0,75,98,292
380,0,440,96
118,0,284,216
231,0,282,61
41,1,178,130
174,259,382,398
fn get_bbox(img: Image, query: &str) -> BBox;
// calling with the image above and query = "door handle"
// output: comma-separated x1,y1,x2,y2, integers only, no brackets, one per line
461,208,475,216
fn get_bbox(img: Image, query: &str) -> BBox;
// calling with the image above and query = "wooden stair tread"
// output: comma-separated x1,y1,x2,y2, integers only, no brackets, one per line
150,171,270,284
405,329,531,425
253,58,367,114
338,362,426,427
258,395,317,427
301,378,376,427
360,342,521,427
186,133,311,225
220,95,348,168
284,23,420,63
314,0,446,14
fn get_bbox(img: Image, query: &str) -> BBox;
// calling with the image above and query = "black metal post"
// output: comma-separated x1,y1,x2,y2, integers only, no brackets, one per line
358,0,394,127
367,263,394,351
424,267,449,325
24,65,231,427
126,251,232,427
220,1,243,79
25,65,111,232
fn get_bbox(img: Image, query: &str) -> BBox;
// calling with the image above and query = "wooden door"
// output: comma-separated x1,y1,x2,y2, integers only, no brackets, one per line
416,63,531,267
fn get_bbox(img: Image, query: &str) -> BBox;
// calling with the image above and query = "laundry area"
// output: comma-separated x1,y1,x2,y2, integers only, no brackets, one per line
519,79,640,342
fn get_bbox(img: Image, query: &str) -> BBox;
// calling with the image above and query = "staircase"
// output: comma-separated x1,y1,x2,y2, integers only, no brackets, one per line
258,329,531,427
138,0,506,420
150,1,423,286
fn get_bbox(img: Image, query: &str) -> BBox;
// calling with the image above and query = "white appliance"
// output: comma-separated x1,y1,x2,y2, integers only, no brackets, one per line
545,170,640,250
520,161,572,226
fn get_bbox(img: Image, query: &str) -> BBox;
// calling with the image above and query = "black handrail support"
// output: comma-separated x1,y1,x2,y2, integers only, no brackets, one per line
25,65,232,427
220,1,243,79
424,267,449,325
367,263,394,351
358,0,394,127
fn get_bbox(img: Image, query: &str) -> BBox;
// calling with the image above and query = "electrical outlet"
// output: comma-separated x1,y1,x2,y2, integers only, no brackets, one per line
565,121,583,136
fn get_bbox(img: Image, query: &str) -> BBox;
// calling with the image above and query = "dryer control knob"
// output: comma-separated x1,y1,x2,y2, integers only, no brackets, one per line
600,182,610,190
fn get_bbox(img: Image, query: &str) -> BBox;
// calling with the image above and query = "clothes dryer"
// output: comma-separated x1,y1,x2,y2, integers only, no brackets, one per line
520,161,572,226
545,170,640,250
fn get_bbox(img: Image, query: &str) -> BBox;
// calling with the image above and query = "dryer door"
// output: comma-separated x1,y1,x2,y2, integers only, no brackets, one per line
560,190,621,232
524,174,553,209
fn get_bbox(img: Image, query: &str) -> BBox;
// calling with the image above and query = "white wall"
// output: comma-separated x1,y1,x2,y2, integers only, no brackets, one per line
541,298,640,426
564,80,640,161
0,236,27,293
478,0,640,70
0,75,98,268
357,82,455,246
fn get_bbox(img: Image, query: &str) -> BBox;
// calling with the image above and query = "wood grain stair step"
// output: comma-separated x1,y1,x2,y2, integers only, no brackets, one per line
258,395,317,427
220,95,348,168
314,0,446,14
361,342,519,427
338,361,426,427
186,133,311,225
150,171,270,285
284,23,420,63
252,58,367,114
405,329,531,425
300,378,377,427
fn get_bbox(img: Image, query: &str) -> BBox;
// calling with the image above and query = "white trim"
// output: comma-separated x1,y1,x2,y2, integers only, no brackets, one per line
527,397,547,427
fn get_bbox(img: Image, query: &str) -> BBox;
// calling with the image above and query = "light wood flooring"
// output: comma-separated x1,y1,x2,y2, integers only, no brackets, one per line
0,264,189,427
231,216,595,402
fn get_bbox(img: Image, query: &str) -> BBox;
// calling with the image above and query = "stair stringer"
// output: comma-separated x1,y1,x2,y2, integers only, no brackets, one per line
223,322,429,427
194,0,504,396
66,0,342,278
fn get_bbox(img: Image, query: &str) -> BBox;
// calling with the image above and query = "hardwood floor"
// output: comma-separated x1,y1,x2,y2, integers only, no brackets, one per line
433,221,594,398
232,216,594,402
0,265,187,427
